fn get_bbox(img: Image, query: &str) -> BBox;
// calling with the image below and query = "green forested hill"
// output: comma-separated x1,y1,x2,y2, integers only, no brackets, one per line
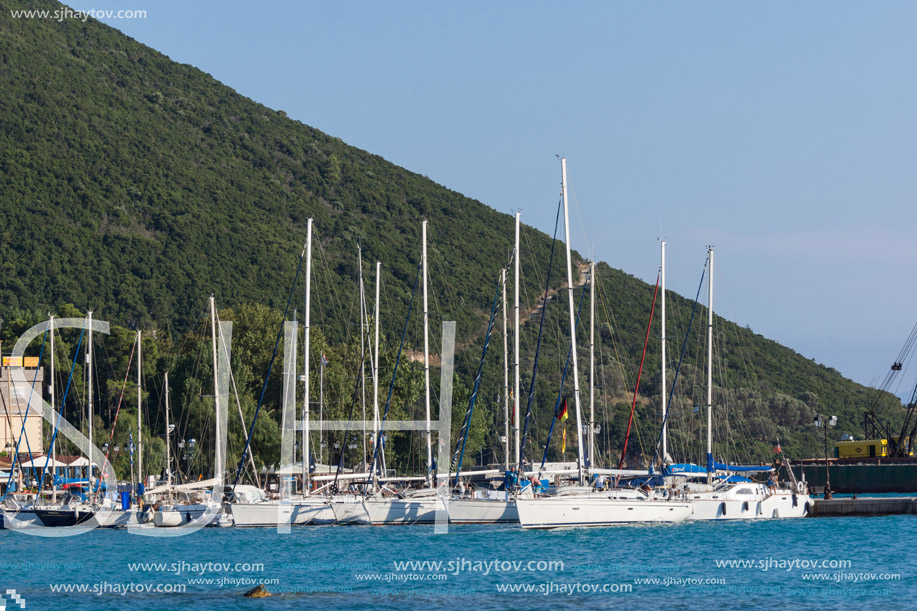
0,0,905,477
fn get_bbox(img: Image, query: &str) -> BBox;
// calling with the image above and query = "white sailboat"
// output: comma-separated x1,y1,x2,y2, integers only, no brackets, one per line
96,329,150,528
360,220,445,525
329,492,370,524
153,297,230,527
445,213,522,525
362,487,444,526
151,368,210,526
514,159,692,529
676,248,811,520
232,220,338,527
34,312,101,527
445,487,519,524
516,493,691,529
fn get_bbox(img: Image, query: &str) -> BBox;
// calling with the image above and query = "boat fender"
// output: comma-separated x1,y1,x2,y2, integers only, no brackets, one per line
804,502,811,515
742,501,749,512
720,501,726,516
792,494,798,507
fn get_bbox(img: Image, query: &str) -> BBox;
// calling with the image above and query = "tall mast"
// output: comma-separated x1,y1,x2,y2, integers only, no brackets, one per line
210,295,222,487
560,158,585,484
87,310,93,500
137,329,143,493
706,247,714,485
513,212,521,469
502,268,510,471
422,220,433,483
165,371,172,501
303,218,313,494
373,260,382,476
589,261,595,468
661,241,668,463
50,315,56,502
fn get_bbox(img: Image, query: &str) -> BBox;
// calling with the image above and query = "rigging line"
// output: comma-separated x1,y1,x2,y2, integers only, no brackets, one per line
567,181,595,264
650,258,707,472
715,281,766,436
618,274,660,469
429,236,458,342
724,304,759,395
358,247,369,467
214,310,260,489
539,279,589,471
713,280,761,463
94,334,137,495
520,227,560,378
368,260,423,488
232,239,308,490
450,272,502,485
3,329,48,496
314,233,348,343
595,273,633,406
595,265,624,464
714,325,757,463
518,197,563,471
34,327,84,496
171,301,209,459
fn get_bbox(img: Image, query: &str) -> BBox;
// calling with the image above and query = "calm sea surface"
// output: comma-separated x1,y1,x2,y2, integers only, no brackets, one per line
2,514,915,610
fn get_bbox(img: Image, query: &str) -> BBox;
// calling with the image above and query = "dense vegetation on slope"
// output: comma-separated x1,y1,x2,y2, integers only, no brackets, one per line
0,1,904,481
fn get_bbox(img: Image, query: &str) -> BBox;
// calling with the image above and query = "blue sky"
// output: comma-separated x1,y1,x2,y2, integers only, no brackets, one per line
69,1,917,392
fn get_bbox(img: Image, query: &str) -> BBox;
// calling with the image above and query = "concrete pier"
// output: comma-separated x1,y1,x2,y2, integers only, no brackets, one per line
811,496,917,516
792,460,917,494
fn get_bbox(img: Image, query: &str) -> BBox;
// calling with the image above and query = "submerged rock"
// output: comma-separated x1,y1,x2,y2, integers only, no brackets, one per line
243,584,273,598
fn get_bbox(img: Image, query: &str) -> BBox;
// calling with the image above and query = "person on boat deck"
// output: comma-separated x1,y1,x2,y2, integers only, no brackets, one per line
595,474,606,490
529,475,543,494
457,478,466,498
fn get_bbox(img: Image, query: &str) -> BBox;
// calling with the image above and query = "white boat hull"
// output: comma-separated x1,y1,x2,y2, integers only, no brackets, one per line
95,509,146,528
231,498,332,527
153,504,211,527
330,497,370,525
686,486,811,520
309,501,337,525
516,495,692,529
362,496,446,525
446,498,518,524
0,509,41,529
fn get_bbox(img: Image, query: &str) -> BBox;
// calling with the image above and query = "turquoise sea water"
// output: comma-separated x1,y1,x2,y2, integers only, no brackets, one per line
2,516,915,610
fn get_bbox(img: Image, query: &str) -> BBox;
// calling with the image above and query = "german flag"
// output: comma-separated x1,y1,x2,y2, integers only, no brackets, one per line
556,398,569,422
